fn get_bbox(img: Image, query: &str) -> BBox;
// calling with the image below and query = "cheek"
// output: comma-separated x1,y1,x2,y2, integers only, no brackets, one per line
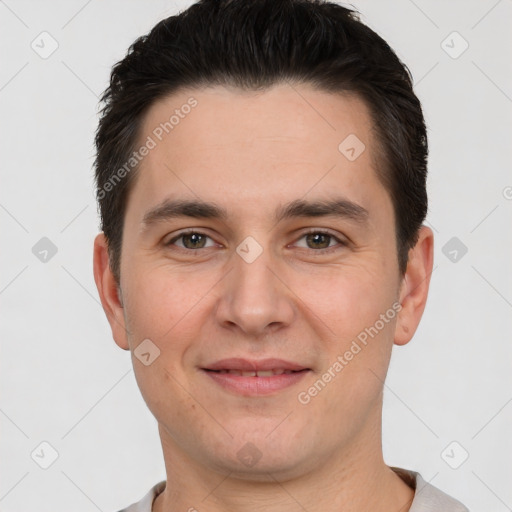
294,270,397,432
294,262,397,344
122,264,215,342
130,349,207,449
294,262,399,413
122,269,208,421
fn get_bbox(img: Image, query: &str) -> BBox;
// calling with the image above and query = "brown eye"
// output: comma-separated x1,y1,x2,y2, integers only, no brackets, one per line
305,232,332,249
166,231,214,250
294,230,346,252
181,233,207,249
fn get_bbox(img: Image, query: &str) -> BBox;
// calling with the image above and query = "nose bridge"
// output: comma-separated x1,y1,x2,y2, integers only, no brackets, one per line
234,244,274,298
216,236,293,335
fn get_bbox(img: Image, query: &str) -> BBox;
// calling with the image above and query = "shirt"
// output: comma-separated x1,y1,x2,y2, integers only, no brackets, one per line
117,466,468,512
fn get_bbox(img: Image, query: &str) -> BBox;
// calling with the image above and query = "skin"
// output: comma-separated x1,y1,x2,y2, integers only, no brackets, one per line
94,83,433,512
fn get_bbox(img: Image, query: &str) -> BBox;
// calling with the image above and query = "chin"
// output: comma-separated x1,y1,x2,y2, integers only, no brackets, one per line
200,427,312,479
210,451,309,482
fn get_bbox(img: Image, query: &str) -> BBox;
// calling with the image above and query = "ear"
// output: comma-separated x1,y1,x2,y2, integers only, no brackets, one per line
93,233,130,350
394,225,434,346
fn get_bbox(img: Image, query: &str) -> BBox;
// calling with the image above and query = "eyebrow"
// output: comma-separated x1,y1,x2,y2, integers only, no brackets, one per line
141,197,369,230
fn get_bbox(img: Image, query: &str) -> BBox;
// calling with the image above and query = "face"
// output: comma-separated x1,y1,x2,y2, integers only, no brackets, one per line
94,83,433,480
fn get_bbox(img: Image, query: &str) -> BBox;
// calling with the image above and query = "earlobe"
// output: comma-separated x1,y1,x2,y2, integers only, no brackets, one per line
93,233,130,350
394,226,434,346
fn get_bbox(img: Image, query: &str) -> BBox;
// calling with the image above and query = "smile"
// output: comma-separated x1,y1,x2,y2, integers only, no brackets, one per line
206,368,302,376
201,368,310,396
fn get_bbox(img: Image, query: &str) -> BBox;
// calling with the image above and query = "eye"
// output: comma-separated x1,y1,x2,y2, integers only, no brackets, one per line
293,230,347,253
166,230,217,250
164,229,347,254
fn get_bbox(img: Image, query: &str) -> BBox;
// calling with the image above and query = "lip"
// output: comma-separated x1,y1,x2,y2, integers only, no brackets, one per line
202,368,310,396
203,358,309,372
201,358,311,397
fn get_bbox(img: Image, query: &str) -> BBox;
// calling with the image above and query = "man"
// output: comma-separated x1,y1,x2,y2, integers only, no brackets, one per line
93,0,468,510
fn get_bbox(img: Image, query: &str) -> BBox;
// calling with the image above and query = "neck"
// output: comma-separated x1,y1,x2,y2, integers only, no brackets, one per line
152,407,414,512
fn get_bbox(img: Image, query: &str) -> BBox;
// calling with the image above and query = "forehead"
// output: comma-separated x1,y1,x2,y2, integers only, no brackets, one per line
140,83,375,158
128,83,389,223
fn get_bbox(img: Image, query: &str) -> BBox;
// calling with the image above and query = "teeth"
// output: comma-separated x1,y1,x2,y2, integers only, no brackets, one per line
223,370,256,376
255,370,274,377
214,369,300,376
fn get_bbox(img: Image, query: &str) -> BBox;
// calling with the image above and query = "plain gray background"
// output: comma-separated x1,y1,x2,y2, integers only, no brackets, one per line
1,1,511,510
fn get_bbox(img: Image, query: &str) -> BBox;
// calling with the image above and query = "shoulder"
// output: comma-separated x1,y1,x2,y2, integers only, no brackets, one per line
391,467,469,512
115,481,166,512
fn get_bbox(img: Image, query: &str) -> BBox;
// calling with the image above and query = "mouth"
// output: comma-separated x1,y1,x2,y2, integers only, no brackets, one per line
203,368,308,377
200,359,311,396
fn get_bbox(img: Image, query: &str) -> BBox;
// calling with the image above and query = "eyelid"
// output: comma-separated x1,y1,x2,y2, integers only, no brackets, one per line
291,228,348,252
165,228,219,248
165,228,348,253
296,227,347,241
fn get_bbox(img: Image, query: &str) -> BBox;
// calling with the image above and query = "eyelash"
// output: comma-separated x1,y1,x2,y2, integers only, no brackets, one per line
165,229,348,254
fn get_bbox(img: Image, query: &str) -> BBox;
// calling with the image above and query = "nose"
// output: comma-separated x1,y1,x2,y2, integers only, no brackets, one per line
214,240,295,338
